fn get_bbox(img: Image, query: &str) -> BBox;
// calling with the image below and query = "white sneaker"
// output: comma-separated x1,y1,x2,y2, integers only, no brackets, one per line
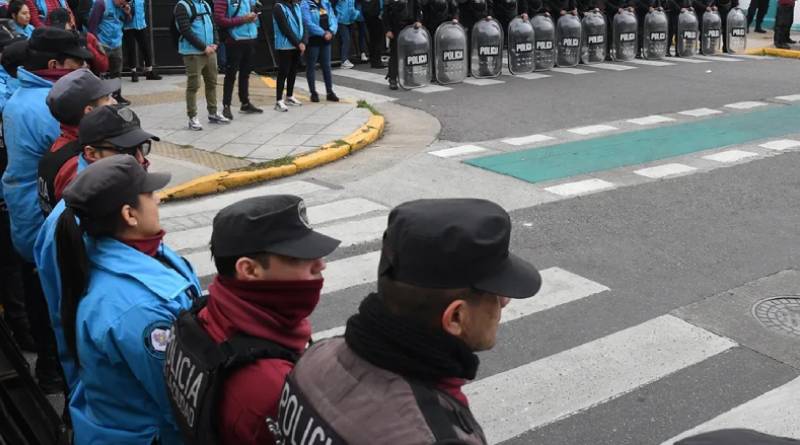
274,100,289,112
341,60,354,69
188,117,203,131
285,96,302,106
360,52,368,62
208,112,231,124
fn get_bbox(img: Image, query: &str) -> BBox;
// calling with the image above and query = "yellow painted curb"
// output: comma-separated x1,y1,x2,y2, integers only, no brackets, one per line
745,47,800,58
159,112,385,202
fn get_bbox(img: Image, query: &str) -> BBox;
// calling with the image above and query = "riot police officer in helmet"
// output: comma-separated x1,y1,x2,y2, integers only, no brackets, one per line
384,0,423,89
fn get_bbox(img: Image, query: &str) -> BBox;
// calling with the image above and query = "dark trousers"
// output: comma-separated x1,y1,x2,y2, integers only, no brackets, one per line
0,203,28,335
306,43,334,94
774,4,795,44
365,15,385,65
718,4,731,50
223,40,254,107
747,0,770,27
122,28,152,69
388,33,399,80
276,49,300,101
668,11,679,54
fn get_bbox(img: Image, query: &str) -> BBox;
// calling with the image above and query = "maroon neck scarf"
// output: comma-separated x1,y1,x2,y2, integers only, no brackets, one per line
120,229,166,257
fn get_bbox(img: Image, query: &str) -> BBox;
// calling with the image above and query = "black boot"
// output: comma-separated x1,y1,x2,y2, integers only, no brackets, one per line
112,89,131,106
130,68,138,83
388,77,398,90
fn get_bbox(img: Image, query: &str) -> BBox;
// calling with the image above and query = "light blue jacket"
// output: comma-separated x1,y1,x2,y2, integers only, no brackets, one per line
225,0,259,40
123,0,147,30
0,65,19,199
177,0,215,55
33,155,90,395
11,21,33,38
95,0,127,48
302,0,338,37
34,0,68,21
273,2,304,49
68,236,200,445
1,68,59,262
334,0,360,24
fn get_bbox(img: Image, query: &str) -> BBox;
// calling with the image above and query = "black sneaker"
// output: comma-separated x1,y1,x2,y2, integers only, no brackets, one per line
388,78,398,90
35,355,65,395
222,106,233,120
240,102,264,114
310,92,320,102
130,69,138,83
326,92,339,102
145,69,162,80
755,27,767,33
775,43,791,49
789,38,797,44
113,91,131,106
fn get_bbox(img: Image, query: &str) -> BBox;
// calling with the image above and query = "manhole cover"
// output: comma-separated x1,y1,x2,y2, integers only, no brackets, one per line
752,296,800,338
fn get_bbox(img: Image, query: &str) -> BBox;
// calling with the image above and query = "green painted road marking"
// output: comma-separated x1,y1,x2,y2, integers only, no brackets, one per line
466,104,800,184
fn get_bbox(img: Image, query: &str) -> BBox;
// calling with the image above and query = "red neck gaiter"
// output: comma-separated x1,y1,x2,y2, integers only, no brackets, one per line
202,276,323,352
33,68,74,82
121,230,166,257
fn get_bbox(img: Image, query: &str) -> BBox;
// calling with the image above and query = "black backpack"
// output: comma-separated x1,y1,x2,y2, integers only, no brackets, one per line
171,0,212,47
36,140,82,217
164,299,300,445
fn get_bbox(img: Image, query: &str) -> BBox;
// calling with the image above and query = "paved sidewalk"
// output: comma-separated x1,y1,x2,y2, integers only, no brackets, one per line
121,73,374,188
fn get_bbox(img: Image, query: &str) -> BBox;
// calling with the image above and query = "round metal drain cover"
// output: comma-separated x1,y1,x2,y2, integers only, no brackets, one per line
752,296,800,338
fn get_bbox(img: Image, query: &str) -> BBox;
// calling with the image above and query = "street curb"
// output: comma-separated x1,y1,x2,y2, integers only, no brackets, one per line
745,47,800,58
158,113,385,202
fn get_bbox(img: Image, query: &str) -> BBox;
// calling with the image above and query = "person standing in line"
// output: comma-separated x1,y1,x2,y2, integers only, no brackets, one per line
383,0,421,90
272,0,306,111
175,0,230,130
773,0,795,47
9,1,33,38
87,0,131,104
122,0,161,82
716,0,738,51
334,0,359,68
360,0,386,67
276,199,542,444
747,0,768,32
214,0,263,120
302,0,339,101
56,155,200,444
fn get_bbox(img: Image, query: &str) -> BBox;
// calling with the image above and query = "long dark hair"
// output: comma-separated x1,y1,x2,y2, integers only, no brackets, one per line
57,196,140,366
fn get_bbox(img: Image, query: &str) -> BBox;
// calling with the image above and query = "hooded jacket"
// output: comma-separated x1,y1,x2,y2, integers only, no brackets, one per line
197,276,316,445
1,67,61,261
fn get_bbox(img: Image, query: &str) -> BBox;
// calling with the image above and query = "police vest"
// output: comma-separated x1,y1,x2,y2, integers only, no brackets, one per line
36,140,81,217
164,300,299,445
276,338,488,445
273,2,304,49
224,0,258,41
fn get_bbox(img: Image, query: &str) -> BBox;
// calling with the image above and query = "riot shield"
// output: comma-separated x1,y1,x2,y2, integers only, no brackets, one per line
556,14,582,66
471,18,504,78
676,9,699,57
701,10,721,54
435,21,468,84
611,9,637,61
397,24,432,89
581,9,606,64
532,13,556,70
642,9,668,59
507,16,535,74
726,7,746,53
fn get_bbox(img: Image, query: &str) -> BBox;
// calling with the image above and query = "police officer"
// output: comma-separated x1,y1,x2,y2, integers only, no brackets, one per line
605,0,634,59
664,0,688,55
493,0,522,38
635,0,658,56
716,0,738,51
383,0,422,89
421,0,458,81
214,0,263,120
545,0,576,18
692,0,713,36
55,155,199,444
277,198,542,444
458,0,493,75
35,104,155,397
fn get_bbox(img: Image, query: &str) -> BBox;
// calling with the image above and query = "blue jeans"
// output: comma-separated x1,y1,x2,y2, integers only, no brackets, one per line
338,23,351,62
307,43,334,94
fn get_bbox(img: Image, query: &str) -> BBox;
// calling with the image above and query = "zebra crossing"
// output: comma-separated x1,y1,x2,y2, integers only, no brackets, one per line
331,52,773,95
160,179,800,444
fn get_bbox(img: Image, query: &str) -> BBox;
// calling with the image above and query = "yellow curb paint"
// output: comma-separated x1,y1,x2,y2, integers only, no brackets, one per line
159,114,386,202
744,47,800,58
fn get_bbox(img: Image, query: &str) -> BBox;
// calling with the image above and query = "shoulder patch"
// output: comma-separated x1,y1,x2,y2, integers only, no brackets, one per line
143,321,173,359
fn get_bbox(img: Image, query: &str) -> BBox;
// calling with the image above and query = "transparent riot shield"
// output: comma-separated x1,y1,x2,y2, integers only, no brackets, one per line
532,13,556,70
581,9,607,64
435,21,468,84
397,25,432,89
612,9,637,61
643,9,668,59
507,17,535,74
676,9,699,57
701,10,721,54
471,18,504,78
726,7,746,53
556,14,582,66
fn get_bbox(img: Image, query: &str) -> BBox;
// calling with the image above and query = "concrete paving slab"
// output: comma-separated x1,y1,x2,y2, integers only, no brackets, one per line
215,142,260,157
247,144,299,160
267,133,314,146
